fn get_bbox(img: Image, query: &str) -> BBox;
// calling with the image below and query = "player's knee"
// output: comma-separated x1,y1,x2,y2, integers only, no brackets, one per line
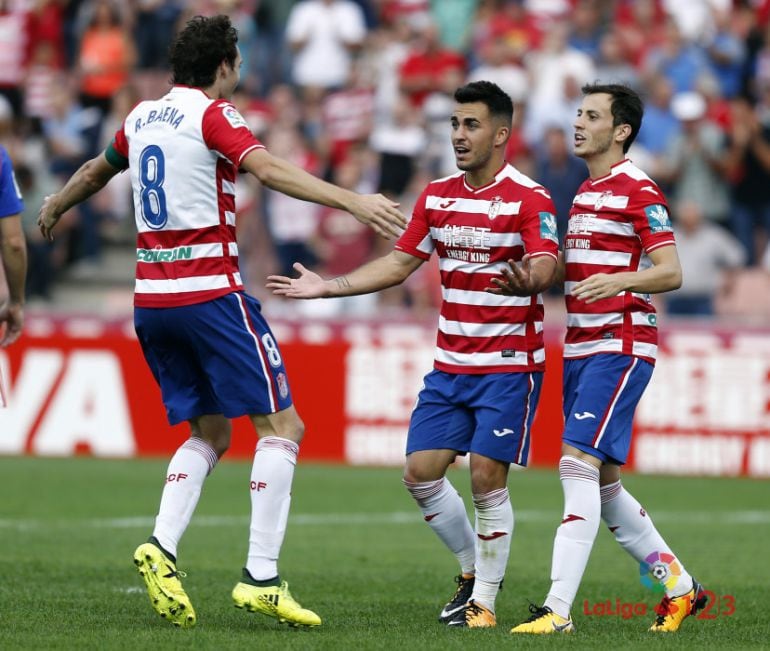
469,460,507,494
402,467,422,485
191,417,232,457
402,461,441,484
211,435,230,457
198,430,230,457
281,416,305,443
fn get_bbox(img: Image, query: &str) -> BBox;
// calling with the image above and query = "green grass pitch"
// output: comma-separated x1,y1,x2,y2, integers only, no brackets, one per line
0,457,767,649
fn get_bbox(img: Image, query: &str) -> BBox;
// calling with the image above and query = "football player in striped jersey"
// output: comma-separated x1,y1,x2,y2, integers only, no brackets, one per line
37,14,406,630
269,80,558,628
507,83,707,635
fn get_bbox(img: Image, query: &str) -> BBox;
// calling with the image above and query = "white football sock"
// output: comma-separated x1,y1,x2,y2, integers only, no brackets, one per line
470,487,513,612
601,480,693,597
404,477,476,575
153,437,219,559
545,456,601,619
246,436,299,581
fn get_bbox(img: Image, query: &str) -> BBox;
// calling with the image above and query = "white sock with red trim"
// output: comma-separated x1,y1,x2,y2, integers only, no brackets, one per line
404,477,476,575
153,437,219,559
545,456,601,619
246,436,299,581
470,487,513,612
600,480,693,597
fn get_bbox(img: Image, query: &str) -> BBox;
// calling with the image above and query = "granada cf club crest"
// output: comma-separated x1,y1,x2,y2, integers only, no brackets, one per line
594,191,613,209
277,372,289,398
488,196,503,220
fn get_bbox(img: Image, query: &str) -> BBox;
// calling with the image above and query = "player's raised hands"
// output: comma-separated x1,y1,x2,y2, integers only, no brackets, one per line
267,263,330,299
348,193,407,239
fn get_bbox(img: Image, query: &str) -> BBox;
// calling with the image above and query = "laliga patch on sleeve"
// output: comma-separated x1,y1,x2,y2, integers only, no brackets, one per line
221,104,249,130
644,204,672,233
539,211,559,242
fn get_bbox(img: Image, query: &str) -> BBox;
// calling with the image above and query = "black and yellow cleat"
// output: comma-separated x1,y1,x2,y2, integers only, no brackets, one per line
133,541,196,628
439,574,475,623
446,599,497,628
510,604,574,634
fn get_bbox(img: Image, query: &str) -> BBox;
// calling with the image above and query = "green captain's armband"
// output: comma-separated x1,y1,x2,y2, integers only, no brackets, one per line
105,141,129,170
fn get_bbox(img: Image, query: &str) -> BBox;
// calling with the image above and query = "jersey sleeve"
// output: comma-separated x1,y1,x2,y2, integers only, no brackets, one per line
0,148,24,218
202,101,265,166
518,187,559,260
394,187,434,260
628,183,676,253
105,123,129,170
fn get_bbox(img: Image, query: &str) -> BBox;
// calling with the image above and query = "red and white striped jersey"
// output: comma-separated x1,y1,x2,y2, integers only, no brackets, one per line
395,163,559,374
111,86,265,308
564,158,676,363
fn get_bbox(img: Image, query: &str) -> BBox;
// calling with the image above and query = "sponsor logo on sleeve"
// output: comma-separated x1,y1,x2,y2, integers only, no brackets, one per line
222,104,249,129
539,211,559,242
644,204,672,233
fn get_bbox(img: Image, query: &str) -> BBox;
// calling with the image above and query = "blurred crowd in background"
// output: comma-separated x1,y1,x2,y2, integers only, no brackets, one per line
3,0,770,320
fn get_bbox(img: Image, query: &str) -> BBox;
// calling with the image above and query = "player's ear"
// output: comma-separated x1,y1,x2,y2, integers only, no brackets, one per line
495,125,510,147
615,123,632,146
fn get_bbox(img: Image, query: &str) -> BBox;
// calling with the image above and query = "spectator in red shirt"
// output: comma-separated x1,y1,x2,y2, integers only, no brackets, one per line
399,21,466,107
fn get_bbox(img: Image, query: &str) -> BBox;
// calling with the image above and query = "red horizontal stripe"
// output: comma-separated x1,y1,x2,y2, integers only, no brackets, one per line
441,302,542,324
565,295,628,311
440,270,531,292
137,224,237,248
136,256,238,280
134,286,241,308
437,331,540,354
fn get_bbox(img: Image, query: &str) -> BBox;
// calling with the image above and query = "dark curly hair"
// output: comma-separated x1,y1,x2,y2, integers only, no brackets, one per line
169,15,239,88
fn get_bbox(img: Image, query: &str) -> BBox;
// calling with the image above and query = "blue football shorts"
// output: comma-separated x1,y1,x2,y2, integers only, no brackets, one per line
562,353,654,465
406,369,543,466
134,292,293,425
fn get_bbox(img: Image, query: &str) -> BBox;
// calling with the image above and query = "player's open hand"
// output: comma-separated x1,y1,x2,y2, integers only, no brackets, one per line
266,263,329,299
572,272,626,303
350,193,407,239
37,194,61,242
486,256,534,296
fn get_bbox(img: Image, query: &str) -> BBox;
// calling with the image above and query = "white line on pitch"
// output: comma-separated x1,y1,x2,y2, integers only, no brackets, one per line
1,509,769,531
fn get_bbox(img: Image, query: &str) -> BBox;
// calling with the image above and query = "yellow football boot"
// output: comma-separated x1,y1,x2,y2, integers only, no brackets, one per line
510,604,574,634
232,579,321,627
650,579,708,632
133,541,196,628
446,599,497,628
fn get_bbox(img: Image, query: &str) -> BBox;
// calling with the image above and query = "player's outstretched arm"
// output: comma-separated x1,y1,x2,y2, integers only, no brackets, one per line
37,152,121,241
486,254,557,296
572,244,682,303
241,148,407,239
267,250,423,299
